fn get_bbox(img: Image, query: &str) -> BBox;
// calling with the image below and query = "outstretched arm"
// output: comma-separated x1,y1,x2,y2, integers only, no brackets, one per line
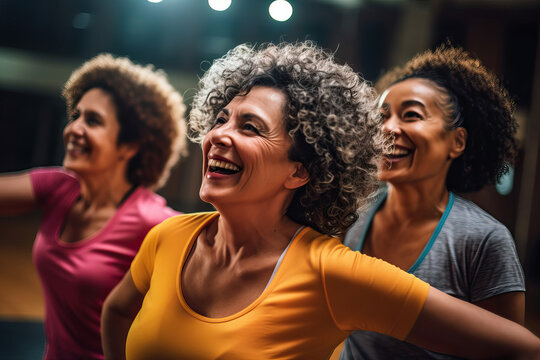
101,270,144,360
406,287,540,359
474,291,525,325
0,172,37,215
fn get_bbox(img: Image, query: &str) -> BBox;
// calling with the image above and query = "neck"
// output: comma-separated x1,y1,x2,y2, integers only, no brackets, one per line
76,170,135,210
209,201,300,261
383,180,450,223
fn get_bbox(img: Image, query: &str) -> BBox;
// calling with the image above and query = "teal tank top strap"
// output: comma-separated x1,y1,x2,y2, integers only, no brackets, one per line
355,191,388,252
408,192,455,273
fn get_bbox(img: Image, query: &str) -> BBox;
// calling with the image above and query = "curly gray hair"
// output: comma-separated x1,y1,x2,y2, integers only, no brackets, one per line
190,41,383,236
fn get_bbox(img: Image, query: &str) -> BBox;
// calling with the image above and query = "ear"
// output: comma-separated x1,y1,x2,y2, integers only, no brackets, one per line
284,163,310,190
118,142,140,161
449,127,467,159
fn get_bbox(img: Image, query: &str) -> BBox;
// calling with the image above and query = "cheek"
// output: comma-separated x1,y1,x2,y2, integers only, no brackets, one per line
255,141,288,166
409,124,444,148
62,124,71,139
424,130,451,152
202,136,211,157
202,135,211,151
200,136,211,169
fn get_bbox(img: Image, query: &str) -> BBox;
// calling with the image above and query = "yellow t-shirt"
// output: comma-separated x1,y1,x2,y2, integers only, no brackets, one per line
127,212,429,360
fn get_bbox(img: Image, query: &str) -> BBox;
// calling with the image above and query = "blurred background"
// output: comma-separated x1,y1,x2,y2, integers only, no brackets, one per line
0,0,539,358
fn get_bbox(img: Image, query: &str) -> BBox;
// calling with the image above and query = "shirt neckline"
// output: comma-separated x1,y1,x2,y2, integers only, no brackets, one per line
54,186,143,248
356,191,455,273
176,213,307,323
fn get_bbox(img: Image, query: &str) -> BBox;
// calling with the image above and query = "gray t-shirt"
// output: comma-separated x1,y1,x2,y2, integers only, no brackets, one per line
340,191,525,360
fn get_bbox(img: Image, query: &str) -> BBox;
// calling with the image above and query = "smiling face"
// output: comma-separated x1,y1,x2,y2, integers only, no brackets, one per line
378,78,466,187
199,86,308,208
63,87,136,180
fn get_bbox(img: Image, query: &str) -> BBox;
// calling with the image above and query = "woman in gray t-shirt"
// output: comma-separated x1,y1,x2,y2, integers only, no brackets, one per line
340,45,524,360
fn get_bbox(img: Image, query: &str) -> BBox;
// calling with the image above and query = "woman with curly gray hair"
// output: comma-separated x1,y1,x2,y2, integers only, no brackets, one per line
102,42,540,360
340,45,524,360
0,54,187,360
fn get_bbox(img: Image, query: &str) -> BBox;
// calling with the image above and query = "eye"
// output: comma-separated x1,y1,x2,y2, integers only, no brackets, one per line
243,123,260,135
68,111,80,123
85,115,101,127
403,110,422,121
211,116,226,129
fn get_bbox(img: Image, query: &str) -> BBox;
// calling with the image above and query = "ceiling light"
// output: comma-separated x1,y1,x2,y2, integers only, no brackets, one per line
269,0,293,22
209,0,232,11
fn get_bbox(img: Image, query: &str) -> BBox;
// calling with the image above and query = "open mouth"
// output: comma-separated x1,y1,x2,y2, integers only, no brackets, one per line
208,158,241,175
66,141,89,155
385,146,412,160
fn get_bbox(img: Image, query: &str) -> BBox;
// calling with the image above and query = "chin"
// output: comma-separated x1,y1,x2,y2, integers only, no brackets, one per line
378,171,404,184
63,161,88,176
199,186,216,205
63,160,76,171
377,170,392,182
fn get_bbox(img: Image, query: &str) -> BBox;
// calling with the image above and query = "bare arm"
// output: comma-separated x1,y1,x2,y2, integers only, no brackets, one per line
474,291,525,325
0,172,37,215
406,287,540,359
101,270,144,360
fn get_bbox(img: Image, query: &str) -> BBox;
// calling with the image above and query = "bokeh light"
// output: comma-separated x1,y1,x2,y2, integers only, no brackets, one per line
496,165,514,196
269,0,293,22
209,0,232,12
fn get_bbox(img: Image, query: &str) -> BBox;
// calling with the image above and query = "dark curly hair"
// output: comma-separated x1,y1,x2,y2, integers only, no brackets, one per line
63,53,188,189
376,44,517,193
190,41,384,236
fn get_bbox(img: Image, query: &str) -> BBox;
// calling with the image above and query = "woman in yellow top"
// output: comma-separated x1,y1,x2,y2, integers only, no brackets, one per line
101,41,540,359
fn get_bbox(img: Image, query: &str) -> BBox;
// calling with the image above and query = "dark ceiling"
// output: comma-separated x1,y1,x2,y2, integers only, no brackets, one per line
0,0,357,75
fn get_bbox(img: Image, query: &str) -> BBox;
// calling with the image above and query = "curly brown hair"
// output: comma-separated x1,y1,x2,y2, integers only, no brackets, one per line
376,44,517,193
63,53,188,189
189,41,384,236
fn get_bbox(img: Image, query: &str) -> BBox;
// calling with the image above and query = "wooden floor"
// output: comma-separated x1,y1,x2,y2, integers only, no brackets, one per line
0,213,44,320
1,212,540,336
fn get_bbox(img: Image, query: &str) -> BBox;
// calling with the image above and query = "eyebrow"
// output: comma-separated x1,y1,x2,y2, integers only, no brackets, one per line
401,100,426,109
73,108,104,119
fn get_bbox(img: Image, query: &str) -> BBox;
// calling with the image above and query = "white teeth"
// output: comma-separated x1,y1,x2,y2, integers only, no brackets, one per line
208,159,240,171
391,148,410,156
67,142,86,153
383,147,411,157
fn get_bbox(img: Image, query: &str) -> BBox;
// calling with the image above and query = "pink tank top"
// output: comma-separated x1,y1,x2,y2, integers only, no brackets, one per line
30,168,179,360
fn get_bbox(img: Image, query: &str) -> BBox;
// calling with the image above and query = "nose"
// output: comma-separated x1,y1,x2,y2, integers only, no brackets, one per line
64,117,85,137
381,114,401,136
207,122,233,148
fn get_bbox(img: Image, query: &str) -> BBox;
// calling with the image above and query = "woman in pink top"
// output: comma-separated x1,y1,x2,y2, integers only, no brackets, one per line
0,54,187,360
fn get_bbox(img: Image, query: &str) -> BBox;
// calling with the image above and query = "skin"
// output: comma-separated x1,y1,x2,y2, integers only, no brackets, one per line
189,86,310,318
102,85,539,360
0,88,138,243
363,78,524,324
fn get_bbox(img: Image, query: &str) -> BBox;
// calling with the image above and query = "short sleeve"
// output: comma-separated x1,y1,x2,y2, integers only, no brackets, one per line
469,225,525,302
322,243,430,340
29,167,79,206
130,224,160,295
